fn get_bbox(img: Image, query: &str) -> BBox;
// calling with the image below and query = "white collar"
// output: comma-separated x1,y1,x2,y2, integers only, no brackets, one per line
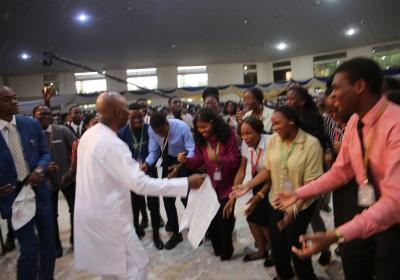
249,134,267,153
0,115,16,130
70,122,82,130
44,125,52,133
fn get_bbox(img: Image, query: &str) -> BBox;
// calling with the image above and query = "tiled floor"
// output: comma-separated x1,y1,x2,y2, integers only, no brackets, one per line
0,191,344,280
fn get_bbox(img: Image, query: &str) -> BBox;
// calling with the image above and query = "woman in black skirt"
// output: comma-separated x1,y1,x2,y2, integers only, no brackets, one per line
226,116,273,267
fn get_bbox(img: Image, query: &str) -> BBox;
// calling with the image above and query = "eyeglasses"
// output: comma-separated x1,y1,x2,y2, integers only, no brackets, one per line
38,112,51,117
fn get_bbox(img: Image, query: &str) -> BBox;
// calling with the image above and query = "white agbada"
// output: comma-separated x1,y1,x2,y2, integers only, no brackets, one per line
74,123,188,276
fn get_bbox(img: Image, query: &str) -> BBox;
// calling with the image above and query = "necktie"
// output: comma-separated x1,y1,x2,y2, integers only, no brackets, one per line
76,126,80,137
5,123,30,181
44,131,51,149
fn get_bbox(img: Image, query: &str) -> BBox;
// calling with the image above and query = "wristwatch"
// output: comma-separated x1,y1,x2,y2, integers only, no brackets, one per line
34,167,46,177
334,229,345,244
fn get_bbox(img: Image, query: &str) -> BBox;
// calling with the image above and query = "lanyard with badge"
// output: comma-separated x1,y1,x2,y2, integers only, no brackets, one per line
357,101,388,207
250,148,263,177
280,142,297,192
207,142,222,181
129,126,144,163
156,133,169,178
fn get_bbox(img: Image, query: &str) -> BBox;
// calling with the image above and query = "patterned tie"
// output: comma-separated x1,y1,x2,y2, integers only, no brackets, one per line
5,123,30,181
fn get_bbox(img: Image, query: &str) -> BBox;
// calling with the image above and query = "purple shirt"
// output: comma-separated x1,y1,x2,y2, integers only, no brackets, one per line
185,131,240,200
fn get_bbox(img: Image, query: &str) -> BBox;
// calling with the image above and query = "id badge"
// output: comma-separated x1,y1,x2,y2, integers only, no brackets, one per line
156,158,163,178
213,169,222,181
358,183,376,207
155,158,163,168
157,167,163,179
282,179,294,193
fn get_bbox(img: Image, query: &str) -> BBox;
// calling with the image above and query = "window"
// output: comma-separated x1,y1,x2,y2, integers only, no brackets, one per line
177,66,208,88
273,60,292,82
75,72,107,94
126,68,158,91
313,60,343,77
372,44,400,70
243,64,257,84
313,52,346,77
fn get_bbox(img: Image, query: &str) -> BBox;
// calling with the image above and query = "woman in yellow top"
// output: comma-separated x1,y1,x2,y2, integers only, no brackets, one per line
232,106,323,280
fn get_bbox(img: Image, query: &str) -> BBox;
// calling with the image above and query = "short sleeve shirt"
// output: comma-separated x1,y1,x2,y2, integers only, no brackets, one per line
265,129,323,209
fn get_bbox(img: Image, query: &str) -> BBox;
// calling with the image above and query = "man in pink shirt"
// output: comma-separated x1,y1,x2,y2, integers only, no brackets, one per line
274,57,400,280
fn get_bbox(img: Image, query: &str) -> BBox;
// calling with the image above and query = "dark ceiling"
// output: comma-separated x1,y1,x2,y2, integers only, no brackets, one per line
1,0,399,75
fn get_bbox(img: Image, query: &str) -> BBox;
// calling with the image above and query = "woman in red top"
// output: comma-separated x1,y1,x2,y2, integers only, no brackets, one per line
178,108,240,260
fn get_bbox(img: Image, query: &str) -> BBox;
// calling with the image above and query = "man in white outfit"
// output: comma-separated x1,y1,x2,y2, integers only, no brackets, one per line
74,92,205,280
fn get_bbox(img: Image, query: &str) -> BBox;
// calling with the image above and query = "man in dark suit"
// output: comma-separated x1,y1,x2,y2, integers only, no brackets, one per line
0,86,56,280
33,104,76,257
118,102,164,250
66,105,83,138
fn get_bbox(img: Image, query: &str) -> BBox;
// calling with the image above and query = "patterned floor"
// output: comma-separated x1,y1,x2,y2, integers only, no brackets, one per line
0,190,344,280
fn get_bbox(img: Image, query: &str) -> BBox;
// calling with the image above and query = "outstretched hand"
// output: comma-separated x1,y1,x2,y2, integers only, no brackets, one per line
231,184,249,198
272,191,298,210
291,231,338,259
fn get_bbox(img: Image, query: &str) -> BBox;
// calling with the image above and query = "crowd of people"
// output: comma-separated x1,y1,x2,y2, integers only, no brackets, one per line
1,57,400,280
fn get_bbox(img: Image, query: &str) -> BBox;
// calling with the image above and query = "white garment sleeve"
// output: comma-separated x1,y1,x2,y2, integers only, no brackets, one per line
105,142,188,197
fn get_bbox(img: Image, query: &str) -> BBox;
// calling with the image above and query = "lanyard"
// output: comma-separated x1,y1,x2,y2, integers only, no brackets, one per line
207,141,220,163
160,132,170,158
250,148,263,174
361,101,388,177
129,125,144,157
280,142,297,171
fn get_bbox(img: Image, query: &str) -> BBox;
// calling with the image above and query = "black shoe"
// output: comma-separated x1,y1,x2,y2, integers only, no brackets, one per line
4,237,16,253
55,246,63,258
263,257,274,267
135,228,145,239
165,233,183,250
153,236,164,250
139,218,149,230
159,217,165,228
318,250,331,266
165,222,173,233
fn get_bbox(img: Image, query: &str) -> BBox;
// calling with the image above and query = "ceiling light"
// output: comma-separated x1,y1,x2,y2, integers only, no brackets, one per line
171,44,176,48
243,19,248,24
19,52,30,60
345,27,357,36
275,42,288,51
76,13,89,23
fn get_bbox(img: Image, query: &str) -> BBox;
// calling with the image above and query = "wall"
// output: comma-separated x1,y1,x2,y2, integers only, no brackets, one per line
7,40,399,102
8,74,43,99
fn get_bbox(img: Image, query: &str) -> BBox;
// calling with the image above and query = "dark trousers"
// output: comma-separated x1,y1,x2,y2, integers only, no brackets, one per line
51,183,75,249
131,166,161,236
6,218,15,241
333,179,400,280
14,183,56,280
162,156,188,234
268,201,317,280
208,198,235,259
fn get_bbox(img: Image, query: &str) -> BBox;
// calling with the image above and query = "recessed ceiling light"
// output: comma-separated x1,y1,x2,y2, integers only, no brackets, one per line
243,19,248,24
345,27,357,36
76,13,89,23
275,42,288,51
19,52,30,60
171,44,176,48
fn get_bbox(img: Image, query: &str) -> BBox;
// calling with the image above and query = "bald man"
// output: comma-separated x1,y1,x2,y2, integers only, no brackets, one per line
74,92,205,280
